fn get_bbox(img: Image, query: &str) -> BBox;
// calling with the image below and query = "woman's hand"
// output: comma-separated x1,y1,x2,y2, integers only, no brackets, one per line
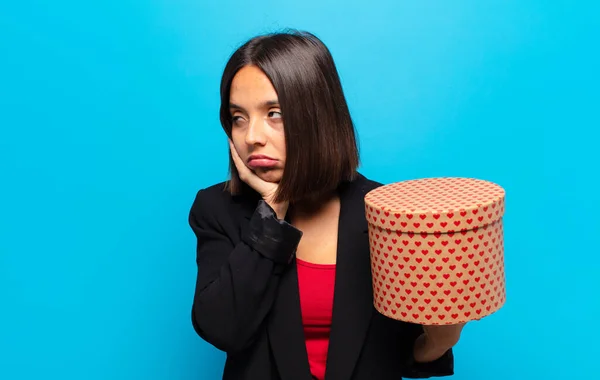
229,139,289,219
413,322,466,363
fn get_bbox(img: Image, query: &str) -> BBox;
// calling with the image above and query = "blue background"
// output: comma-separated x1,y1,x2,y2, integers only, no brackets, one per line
1,1,598,379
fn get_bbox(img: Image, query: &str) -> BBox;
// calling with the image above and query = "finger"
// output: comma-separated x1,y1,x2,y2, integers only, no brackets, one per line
229,139,241,163
229,140,247,174
229,140,258,187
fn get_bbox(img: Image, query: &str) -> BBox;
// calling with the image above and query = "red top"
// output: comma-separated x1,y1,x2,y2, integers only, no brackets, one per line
296,258,336,380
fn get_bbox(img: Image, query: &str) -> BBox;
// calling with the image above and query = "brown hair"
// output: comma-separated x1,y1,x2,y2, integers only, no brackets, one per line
219,30,360,204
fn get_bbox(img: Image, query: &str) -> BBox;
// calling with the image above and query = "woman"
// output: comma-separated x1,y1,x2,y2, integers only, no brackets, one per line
189,30,465,380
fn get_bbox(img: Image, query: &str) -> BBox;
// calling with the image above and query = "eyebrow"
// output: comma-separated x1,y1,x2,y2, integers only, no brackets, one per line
229,100,280,111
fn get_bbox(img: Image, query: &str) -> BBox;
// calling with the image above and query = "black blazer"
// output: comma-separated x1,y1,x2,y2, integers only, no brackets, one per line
189,172,454,380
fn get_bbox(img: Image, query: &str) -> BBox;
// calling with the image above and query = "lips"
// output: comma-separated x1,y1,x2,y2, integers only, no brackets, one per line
247,154,278,168
248,154,276,162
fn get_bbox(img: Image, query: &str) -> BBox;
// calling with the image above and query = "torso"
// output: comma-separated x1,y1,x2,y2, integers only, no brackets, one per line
290,194,340,265
290,194,341,380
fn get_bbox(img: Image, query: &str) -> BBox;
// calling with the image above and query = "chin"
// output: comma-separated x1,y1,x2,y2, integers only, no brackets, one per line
256,169,283,183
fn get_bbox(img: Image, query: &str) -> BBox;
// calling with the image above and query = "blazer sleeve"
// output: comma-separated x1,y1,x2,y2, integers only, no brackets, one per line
189,189,303,354
401,349,454,378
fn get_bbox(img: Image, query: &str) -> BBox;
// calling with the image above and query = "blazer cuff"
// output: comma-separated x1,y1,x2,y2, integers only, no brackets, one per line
402,347,454,378
241,200,303,265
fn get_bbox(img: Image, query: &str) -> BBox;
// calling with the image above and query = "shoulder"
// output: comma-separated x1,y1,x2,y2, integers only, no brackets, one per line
354,171,385,193
189,181,238,224
189,180,259,226
190,180,229,210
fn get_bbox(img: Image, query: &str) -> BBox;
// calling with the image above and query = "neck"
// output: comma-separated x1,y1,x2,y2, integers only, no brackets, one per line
290,190,338,217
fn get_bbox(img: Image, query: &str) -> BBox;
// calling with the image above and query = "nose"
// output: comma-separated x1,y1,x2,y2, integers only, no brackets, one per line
244,116,267,146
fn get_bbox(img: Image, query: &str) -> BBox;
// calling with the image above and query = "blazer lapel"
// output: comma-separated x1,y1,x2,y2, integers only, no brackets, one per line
232,186,311,379
251,191,311,380
325,174,375,380
268,262,313,380
233,175,376,380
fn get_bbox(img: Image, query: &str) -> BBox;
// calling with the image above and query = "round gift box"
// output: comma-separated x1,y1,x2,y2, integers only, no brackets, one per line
364,177,506,325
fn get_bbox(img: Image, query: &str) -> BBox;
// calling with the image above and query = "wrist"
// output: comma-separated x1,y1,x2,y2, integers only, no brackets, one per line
266,201,289,220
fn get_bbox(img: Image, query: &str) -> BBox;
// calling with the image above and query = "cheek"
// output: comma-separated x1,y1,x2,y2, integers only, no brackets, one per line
275,131,286,154
231,128,244,144
230,131,247,154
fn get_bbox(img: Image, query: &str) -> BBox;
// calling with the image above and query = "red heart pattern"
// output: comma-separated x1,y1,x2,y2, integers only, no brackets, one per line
364,177,506,325
364,177,505,234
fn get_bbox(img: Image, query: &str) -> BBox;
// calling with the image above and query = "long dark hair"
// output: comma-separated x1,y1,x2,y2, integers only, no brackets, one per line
219,30,360,204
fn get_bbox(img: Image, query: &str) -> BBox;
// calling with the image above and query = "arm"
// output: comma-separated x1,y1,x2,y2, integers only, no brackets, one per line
189,190,302,354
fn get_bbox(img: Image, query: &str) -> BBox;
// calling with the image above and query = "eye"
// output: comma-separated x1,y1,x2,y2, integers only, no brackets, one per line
231,115,245,124
268,111,282,119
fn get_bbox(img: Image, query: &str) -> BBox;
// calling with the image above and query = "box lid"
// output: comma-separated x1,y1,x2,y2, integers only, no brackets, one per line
364,177,505,233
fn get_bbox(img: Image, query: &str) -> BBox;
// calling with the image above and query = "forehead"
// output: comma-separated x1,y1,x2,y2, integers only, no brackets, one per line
230,65,278,103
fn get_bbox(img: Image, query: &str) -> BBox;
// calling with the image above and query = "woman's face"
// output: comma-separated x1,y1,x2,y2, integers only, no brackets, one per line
229,65,286,184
